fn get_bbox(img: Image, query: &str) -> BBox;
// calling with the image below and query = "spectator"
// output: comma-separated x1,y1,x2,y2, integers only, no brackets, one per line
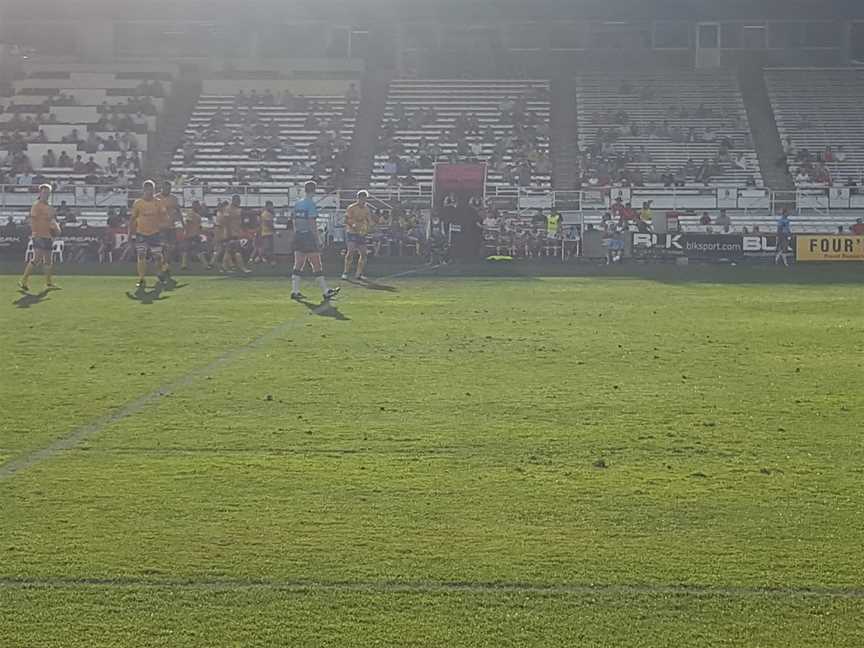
639,201,653,228
699,211,712,226
84,156,101,174
715,209,732,233
57,151,73,168
73,155,86,174
41,149,57,167
851,218,864,235
836,146,847,163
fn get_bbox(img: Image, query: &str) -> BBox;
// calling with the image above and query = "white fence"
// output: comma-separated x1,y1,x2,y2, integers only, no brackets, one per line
1,183,862,216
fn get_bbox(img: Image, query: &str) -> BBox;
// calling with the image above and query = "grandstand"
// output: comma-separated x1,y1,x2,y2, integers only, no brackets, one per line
1,62,173,189
371,79,552,191
169,79,358,195
575,70,762,189
766,67,864,188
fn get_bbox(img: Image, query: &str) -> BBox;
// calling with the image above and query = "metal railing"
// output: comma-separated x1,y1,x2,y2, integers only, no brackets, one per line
3,183,864,217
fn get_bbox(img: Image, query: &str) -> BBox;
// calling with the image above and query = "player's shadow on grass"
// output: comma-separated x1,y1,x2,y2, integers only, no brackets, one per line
346,278,398,292
13,289,51,308
297,296,350,321
159,279,189,293
126,284,169,305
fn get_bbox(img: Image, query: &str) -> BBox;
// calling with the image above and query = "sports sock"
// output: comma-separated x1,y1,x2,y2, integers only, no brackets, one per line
45,264,54,285
316,274,329,292
291,273,301,294
136,258,147,281
21,261,34,285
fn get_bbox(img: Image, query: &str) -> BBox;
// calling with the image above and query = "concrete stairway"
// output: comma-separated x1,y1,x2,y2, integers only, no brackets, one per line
145,78,202,181
738,64,794,195
343,73,391,190
550,76,579,190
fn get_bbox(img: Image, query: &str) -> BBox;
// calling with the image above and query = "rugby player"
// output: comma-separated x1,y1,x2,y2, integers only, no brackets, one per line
342,190,372,280
19,184,61,292
128,180,167,290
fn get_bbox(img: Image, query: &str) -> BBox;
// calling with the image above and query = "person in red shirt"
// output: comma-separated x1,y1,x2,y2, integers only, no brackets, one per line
610,196,627,222
851,218,864,235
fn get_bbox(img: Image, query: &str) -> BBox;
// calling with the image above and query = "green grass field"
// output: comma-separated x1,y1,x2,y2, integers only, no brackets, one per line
1,269,863,646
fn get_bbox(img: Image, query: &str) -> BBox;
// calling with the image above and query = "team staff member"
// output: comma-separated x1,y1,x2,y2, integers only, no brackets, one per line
342,190,373,280
775,208,793,267
291,181,339,302
218,194,250,274
129,180,167,289
19,184,61,292
157,181,181,280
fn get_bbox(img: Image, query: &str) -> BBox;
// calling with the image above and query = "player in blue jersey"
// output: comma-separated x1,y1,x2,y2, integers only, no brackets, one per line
291,181,340,302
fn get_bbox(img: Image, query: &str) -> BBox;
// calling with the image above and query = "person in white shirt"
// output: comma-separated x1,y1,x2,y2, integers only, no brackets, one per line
836,146,847,163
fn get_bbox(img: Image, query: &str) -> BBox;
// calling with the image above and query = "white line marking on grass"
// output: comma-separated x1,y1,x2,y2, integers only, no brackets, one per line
0,576,862,600
0,267,436,481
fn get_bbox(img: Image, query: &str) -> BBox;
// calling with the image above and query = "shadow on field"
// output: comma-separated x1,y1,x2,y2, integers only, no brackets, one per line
345,277,398,292
13,289,50,308
159,279,189,293
429,261,864,285
295,296,350,321
126,284,169,305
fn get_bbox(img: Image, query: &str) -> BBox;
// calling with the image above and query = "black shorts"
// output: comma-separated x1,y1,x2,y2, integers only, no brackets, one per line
224,238,244,254
32,237,53,251
346,232,368,247
135,233,164,256
293,231,320,254
182,236,204,253
260,235,274,254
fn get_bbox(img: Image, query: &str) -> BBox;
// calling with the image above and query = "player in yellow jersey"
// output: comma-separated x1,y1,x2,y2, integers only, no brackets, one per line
342,190,373,280
254,200,276,265
19,184,61,292
128,180,167,289
180,199,209,270
157,180,181,281
217,194,251,273
211,200,228,268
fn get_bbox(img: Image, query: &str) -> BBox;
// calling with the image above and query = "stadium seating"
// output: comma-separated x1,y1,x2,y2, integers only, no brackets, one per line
0,63,173,190
765,67,864,188
371,80,552,191
575,71,762,188
168,80,358,192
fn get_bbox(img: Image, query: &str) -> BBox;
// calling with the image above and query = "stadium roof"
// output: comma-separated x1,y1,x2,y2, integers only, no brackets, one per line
5,0,863,21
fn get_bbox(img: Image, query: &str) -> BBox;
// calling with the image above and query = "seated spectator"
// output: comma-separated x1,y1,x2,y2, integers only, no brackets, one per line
836,146,847,163
699,211,712,226
41,149,57,167
851,218,864,235
73,155,86,173
85,132,101,154
715,209,732,233
57,151,73,167
84,156,101,174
